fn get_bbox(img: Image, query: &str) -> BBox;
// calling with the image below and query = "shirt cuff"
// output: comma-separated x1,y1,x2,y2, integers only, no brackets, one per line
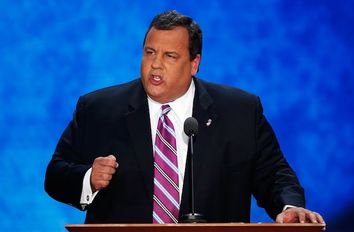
80,168,99,210
283,205,297,211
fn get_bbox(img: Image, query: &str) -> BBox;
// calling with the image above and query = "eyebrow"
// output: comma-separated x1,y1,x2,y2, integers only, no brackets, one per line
144,46,156,51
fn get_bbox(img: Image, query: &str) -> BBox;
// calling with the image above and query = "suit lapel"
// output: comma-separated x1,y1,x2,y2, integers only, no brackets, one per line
192,78,218,172
125,82,154,199
180,78,218,216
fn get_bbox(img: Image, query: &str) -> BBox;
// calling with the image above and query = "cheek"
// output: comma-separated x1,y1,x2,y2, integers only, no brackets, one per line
141,59,149,72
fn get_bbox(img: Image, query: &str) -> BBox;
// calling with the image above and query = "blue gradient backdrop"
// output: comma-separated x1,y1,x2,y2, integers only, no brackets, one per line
0,1,353,231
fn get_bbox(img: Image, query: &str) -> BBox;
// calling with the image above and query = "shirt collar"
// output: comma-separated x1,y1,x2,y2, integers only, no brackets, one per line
147,79,195,119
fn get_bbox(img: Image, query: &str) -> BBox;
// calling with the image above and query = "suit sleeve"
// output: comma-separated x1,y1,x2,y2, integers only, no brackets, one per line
44,96,91,210
252,97,305,220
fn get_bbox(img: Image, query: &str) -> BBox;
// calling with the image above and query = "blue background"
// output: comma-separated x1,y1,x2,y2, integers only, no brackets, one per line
0,0,353,231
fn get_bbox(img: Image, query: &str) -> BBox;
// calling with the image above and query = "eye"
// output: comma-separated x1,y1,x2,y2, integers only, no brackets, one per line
166,53,177,59
144,48,155,56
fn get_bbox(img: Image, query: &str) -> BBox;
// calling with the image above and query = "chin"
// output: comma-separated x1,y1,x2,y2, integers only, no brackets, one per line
147,92,163,102
146,87,163,99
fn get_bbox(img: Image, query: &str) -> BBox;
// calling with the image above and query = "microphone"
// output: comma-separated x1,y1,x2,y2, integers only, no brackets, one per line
180,117,207,223
184,117,198,136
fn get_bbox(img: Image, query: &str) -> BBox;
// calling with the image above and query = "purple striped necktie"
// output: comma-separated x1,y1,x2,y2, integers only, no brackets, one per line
153,105,180,224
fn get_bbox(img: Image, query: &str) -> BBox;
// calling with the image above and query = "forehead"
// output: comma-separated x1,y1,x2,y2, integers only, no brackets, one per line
144,26,189,51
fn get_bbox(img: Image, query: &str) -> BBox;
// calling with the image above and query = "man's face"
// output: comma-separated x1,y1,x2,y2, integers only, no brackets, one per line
141,26,200,103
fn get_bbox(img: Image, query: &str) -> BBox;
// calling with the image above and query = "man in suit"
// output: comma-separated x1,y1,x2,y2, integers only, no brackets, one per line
45,10,324,224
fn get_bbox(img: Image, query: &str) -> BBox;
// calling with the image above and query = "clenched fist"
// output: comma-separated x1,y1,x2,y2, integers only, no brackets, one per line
90,154,118,192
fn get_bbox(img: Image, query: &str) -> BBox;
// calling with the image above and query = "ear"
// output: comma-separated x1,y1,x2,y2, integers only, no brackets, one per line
190,54,201,76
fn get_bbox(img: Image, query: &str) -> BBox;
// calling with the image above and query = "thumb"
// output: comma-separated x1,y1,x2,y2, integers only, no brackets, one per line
107,154,118,168
107,154,116,161
276,213,284,224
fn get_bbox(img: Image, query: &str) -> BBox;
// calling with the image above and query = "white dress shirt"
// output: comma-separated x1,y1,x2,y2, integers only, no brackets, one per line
147,80,195,199
80,80,195,207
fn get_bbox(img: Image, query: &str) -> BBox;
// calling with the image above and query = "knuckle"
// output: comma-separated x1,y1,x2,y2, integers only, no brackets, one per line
95,157,104,162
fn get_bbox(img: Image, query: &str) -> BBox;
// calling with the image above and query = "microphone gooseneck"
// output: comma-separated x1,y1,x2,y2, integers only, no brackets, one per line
180,117,206,223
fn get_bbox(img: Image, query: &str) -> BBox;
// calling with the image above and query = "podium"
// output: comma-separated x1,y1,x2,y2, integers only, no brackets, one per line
65,223,325,232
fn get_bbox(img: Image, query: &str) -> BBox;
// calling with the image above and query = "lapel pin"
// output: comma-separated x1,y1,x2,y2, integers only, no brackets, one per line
206,119,212,126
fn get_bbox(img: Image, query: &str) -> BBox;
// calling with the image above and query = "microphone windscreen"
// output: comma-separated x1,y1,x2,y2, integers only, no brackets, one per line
184,117,198,136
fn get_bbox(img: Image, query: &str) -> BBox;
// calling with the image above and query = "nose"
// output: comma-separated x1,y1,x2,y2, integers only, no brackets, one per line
151,54,163,69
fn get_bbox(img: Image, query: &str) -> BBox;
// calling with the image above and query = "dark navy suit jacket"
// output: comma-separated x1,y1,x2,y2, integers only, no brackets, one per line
45,78,305,223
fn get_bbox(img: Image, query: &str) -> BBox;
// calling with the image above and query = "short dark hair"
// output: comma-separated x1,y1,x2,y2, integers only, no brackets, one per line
143,10,202,61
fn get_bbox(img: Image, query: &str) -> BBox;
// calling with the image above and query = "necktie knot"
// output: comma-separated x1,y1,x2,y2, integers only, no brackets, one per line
161,105,171,115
